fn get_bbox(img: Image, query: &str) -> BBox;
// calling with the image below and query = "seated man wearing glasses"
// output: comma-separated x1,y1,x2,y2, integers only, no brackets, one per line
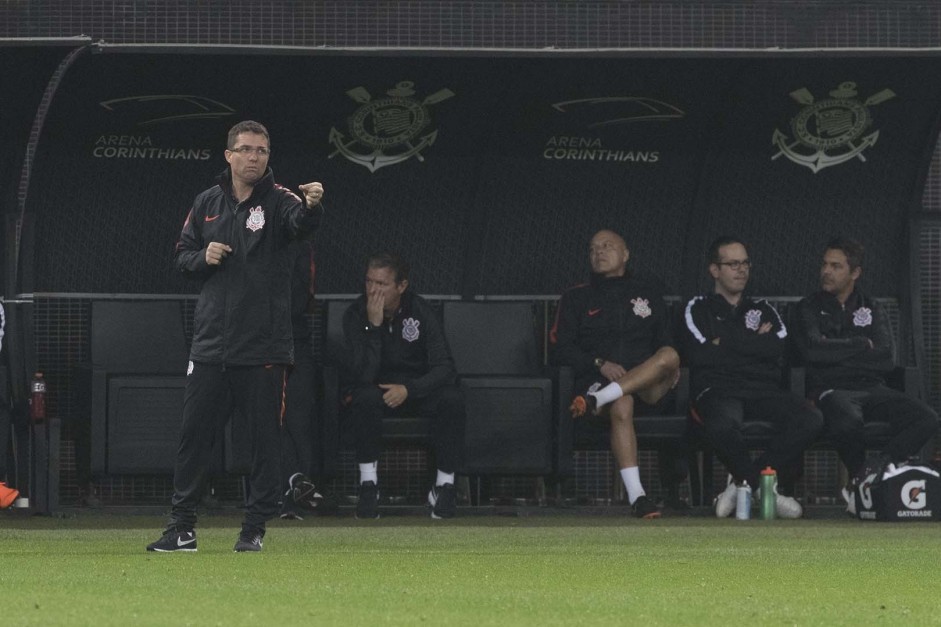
681,236,823,518
147,120,325,553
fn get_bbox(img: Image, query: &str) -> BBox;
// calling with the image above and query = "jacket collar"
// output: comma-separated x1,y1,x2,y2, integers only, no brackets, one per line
816,288,864,311
217,166,275,203
588,272,631,289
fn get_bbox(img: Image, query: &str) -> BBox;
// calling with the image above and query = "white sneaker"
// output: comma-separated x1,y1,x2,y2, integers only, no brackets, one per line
714,475,737,518
775,493,803,519
841,486,856,516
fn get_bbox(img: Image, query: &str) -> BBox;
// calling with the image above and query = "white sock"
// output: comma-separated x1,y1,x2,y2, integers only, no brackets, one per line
620,466,645,505
436,470,455,487
359,461,378,484
590,381,624,409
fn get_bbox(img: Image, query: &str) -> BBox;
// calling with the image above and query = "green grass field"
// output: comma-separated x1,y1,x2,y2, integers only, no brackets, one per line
1,512,939,626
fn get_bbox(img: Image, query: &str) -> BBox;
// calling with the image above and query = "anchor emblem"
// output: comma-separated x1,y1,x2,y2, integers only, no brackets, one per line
772,82,895,174
329,81,454,173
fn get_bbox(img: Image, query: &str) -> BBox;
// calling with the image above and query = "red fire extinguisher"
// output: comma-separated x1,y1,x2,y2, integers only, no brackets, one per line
29,372,46,422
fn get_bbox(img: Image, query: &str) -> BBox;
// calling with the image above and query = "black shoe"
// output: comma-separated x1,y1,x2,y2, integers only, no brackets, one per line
146,527,197,552
428,483,457,519
631,495,661,519
233,527,264,552
288,473,325,513
355,481,380,520
279,499,304,521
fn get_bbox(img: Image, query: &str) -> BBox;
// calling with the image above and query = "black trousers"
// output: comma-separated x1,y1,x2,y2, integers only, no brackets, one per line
0,364,9,479
817,385,940,477
693,388,824,493
349,384,465,473
281,341,317,487
170,363,285,531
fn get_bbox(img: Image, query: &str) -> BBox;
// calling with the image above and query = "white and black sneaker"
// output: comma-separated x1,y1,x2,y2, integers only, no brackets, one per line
775,492,803,519
428,483,457,519
714,475,737,518
841,485,857,516
288,473,325,512
233,528,264,552
146,528,197,553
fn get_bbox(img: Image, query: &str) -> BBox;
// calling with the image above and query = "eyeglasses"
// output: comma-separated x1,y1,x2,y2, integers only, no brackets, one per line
229,146,270,156
717,260,752,270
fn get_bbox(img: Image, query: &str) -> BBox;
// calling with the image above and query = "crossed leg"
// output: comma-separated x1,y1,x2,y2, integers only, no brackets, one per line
570,346,680,418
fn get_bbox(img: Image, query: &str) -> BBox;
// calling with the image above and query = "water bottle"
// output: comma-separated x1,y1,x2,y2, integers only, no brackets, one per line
735,481,752,520
29,372,46,422
760,466,777,520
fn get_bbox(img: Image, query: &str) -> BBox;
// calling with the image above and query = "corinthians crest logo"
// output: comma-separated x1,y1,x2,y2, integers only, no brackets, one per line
772,81,895,174
329,81,454,173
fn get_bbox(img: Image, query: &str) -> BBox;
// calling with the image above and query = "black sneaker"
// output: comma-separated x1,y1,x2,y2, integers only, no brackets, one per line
428,483,457,519
279,499,304,521
355,481,380,520
288,473,325,512
146,528,197,552
233,527,264,552
631,495,661,519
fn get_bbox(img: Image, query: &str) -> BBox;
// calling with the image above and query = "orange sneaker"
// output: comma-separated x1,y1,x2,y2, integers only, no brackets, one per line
0,482,19,509
569,394,597,418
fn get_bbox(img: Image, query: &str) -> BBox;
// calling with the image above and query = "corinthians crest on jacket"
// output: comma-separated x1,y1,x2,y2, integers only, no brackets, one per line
329,81,454,173
772,81,895,174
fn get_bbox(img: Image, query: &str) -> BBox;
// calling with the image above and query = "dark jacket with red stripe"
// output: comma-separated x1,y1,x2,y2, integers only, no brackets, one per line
174,167,322,366
682,293,787,398
549,274,672,380
342,289,457,399
796,289,895,395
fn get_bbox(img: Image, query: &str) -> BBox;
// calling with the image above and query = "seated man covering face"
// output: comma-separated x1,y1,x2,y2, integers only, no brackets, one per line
341,253,466,520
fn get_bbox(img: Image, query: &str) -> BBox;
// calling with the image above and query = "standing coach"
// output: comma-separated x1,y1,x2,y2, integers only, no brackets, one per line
146,120,325,553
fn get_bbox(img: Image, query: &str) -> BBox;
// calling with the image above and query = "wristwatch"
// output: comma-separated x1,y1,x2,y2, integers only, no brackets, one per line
594,357,606,369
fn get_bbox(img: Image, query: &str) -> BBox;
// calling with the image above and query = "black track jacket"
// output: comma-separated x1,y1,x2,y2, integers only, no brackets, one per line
550,274,672,379
174,167,322,366
682,293,787,398
796,289,895,395
342,289,457,399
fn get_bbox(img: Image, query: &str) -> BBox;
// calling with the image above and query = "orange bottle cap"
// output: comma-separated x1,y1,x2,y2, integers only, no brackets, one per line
761,466,776,475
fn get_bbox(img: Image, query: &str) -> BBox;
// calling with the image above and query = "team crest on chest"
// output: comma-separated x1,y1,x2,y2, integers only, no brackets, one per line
631,298,652,319
402,317,421,342
853,307,873,327
744,309,763,331
245,206,265,232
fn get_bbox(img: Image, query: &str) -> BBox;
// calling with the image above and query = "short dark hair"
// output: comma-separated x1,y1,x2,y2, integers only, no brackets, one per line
706,235,747,266
227,120,270,149
825,236,865,270
367,252,410,283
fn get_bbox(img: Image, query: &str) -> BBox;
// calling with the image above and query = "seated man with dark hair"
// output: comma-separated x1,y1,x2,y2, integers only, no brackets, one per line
796,236,939,513
341,253,466,519
551,229,680,519
682,236,823,518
